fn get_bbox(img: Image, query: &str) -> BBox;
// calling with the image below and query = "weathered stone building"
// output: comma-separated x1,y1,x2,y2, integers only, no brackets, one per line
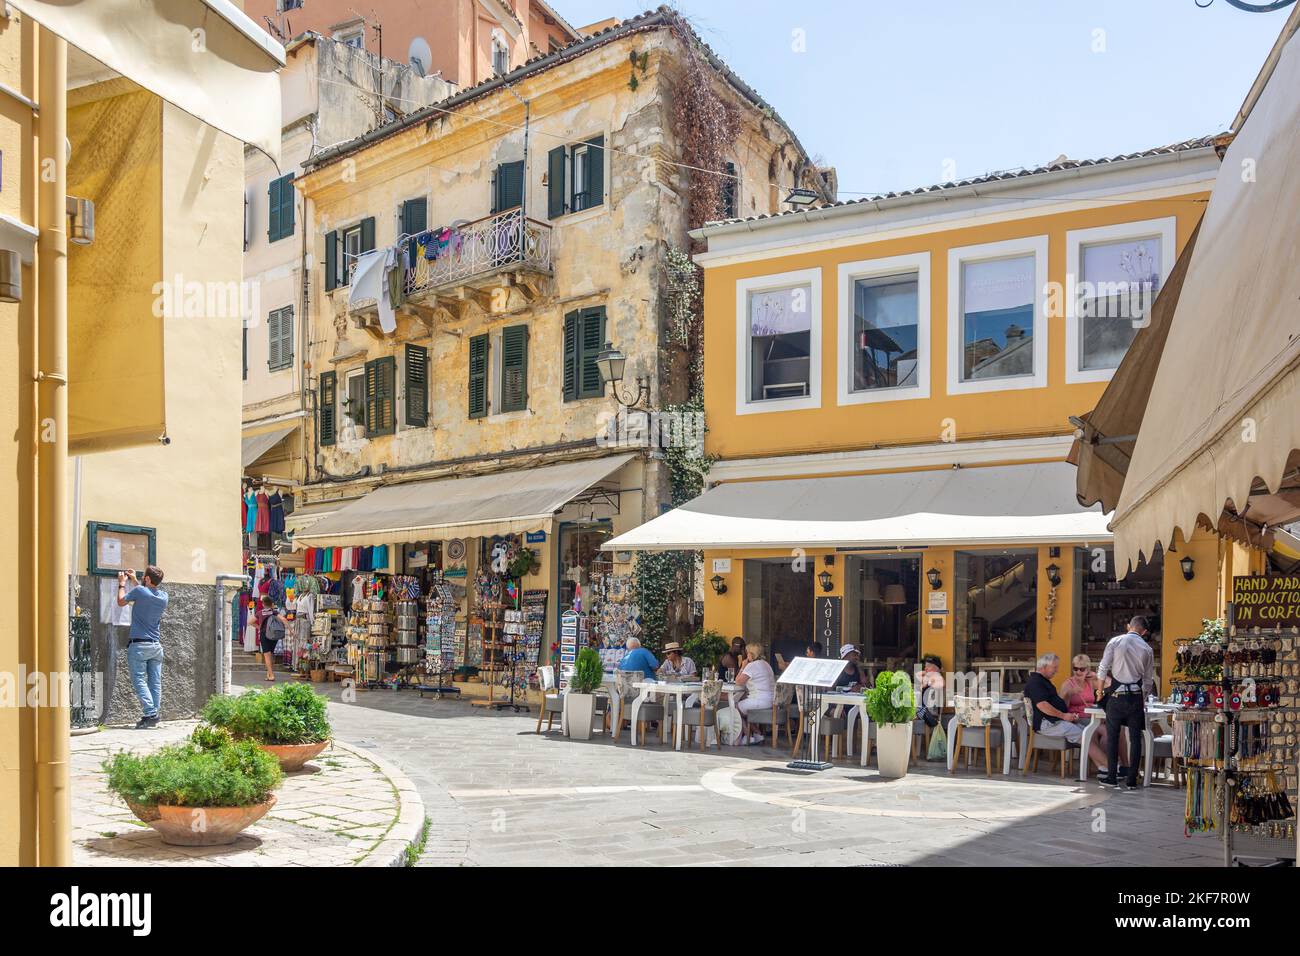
289,8,832,657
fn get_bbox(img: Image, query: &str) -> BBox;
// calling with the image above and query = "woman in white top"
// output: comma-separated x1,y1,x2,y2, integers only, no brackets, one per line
735,643,775,745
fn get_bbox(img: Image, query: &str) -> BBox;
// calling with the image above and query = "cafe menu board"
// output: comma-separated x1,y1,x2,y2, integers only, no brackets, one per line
1233,575,1300,628
778,655,848,688
558,610,578,689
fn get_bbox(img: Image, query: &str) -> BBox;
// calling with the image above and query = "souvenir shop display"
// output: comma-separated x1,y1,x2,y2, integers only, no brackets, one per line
591,569,639,671
1170,602,1298,862
521,589,548,688
418,573,461,698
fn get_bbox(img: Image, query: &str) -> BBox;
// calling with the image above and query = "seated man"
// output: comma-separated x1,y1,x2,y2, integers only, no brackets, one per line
618,636,660,682
1024,652,1107,774
833,644,869,689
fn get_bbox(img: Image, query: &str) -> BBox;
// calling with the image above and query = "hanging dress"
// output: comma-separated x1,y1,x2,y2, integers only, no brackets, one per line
268,492,285,534
244,490,258,535
255,491,271,534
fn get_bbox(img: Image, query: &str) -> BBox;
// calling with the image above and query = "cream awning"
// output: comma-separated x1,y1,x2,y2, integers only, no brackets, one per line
284,500,342,536
603,462,1109,552
10,0,284,161
1109,23,1300,573
241,425,297,468
294,454,635,548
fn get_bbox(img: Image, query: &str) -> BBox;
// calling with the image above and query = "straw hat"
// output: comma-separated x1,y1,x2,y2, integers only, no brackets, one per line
662,642,683,653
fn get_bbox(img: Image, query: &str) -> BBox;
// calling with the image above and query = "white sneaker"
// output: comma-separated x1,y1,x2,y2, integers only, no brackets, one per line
749,734,765,745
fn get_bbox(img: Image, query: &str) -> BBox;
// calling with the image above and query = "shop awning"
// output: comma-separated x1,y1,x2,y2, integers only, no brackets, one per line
241,425,297,468
603,461,1109,552
284,500,342,537
10,0,284,162
293,454,635,548
1108,22,1300,573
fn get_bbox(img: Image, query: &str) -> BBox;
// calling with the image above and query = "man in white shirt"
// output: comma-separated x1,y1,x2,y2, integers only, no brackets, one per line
1096,615,1156,790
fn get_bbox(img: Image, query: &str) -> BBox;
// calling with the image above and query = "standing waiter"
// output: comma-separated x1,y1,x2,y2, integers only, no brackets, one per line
1096,614,1156,790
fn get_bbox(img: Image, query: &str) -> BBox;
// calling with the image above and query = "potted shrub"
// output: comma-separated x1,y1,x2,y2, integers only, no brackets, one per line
103,725,283,846
201,683,332,771
683,628,729,675
865,670,915,779
564,647,604,741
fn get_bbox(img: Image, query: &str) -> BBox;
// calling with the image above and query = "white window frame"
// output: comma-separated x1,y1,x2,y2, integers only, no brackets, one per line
836,252,930,406
344,368,366,428
946,235,1049,396
735,268,822,416
1064,217,1176,384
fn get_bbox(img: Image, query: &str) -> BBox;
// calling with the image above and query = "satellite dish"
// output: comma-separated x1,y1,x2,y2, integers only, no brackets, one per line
408,37,432,77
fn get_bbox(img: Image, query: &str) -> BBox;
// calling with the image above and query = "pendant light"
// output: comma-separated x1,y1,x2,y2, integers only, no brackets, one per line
861,577,881,602
883,583,906,605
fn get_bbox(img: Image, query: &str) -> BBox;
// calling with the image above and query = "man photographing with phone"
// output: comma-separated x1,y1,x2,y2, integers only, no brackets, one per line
115,565,169,729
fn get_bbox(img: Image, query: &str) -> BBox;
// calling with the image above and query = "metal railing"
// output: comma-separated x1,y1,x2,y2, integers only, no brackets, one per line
403,208,552,297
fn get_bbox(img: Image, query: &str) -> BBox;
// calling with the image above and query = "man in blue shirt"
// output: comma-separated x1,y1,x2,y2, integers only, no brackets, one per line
618,637,660,682
116,565,169,729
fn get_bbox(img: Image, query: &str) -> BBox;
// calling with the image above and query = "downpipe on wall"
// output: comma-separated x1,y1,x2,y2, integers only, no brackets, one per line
214,574,250,696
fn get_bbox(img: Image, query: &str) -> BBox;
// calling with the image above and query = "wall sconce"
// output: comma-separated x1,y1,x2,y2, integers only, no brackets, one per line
1180,555,1195,581
926,567,942,590
67,196,95,245
0,250,21,303
817,569,833,592
595,340,649,410
1045,563,1061,588
710,574,727,595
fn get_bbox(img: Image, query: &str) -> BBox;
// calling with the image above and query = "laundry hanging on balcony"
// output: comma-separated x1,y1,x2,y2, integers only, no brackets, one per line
348,246,400,334
415,226,462,261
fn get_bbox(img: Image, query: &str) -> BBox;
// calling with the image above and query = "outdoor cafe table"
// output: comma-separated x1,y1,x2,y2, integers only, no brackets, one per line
629,680,739,750
813,691,871,767
944,695,1031,775
1078,701,1181,785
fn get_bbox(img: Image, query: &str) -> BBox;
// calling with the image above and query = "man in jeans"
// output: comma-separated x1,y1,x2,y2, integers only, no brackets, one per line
116,565,169,729
1096,615,1156,791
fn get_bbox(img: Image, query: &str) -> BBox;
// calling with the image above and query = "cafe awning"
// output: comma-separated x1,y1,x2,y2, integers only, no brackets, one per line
602,461,1109,552
241,425,297,468
10,0,284,162
293,454,635,548
1108,21,1300,573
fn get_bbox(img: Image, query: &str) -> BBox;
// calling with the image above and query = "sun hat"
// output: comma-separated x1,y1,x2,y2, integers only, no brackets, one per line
839,644,858,658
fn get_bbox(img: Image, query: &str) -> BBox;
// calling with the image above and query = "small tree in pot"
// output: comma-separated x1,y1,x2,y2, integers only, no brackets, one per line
564,647,605,741
201,683,332,771
865,670,915,779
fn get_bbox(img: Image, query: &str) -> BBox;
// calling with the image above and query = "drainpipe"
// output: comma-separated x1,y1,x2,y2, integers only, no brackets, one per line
35,24,70,867
214,574,250,696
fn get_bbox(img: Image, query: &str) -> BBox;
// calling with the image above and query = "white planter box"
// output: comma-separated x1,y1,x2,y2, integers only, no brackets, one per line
564,692,597,740
875,721,912,778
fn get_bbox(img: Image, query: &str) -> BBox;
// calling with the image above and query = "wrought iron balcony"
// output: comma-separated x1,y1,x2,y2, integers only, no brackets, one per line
402,208,552,300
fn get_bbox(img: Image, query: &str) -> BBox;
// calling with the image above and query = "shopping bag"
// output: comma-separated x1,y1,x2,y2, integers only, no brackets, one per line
926,719,947,761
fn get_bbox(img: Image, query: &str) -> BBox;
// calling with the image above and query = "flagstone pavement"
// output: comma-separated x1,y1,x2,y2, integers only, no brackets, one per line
71,719,423,867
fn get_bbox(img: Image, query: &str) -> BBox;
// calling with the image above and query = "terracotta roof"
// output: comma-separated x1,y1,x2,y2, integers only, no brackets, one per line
301,5,821,191
700,134,1227,231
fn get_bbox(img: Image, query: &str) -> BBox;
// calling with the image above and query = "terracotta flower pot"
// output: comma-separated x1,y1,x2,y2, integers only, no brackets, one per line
259,739,329,772
125,800,161,823
147,795,276,846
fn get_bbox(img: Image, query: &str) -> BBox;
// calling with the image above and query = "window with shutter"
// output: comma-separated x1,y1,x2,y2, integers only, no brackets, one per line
562,310,578,401
267,173,295,242
582,135,604,211
499,325,529,412
267,307,293,371
720,161,737,219
324,230,339,291
360,216,376,254
319,371,337,446
365,356,396,436
468,334,489,419
578,306,606,398
401,198,427,267
405,344,429,427
492,161,524,214
547,146,567,219
548,136,605,218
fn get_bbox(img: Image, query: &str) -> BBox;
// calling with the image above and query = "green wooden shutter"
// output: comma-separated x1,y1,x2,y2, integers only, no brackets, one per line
274,307,293,370
242,323,248,380
401,198,427,267
405,343,429,427
365,356,396,436
468,334,489,419
324,230,339,291
319,371,337,446
500,325,529,413
585,135,604,209
562,310,578,402
547,146,567,218
578,306,606,398
360,216,376,253
267,177,280,242
278,174,295,238
493,161,523,213
266,310,280,370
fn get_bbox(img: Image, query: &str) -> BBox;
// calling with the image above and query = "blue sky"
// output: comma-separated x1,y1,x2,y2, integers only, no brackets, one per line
552,0,1289,197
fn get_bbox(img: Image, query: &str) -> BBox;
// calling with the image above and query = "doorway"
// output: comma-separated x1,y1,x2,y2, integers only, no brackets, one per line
742,558,814,665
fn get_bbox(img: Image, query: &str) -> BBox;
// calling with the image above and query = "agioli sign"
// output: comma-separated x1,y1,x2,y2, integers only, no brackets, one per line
1232,575,1300,627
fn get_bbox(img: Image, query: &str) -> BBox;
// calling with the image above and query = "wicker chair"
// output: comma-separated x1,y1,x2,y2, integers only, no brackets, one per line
679,679,724,749
535,665,563,734
949,695,1004,776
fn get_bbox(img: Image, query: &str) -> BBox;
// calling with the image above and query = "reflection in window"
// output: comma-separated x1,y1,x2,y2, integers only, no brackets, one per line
852,272,919,392
1078,238,1161,371
953,550,1038,677
748,285,811,402
960,255,1035,381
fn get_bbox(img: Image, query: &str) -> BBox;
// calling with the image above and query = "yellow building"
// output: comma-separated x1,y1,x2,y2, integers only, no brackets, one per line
0,1,282,866
285,9,832,684
609,138,1234,694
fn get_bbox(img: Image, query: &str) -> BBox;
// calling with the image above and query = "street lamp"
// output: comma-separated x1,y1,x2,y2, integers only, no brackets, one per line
926,567,942,590
595,340,649,409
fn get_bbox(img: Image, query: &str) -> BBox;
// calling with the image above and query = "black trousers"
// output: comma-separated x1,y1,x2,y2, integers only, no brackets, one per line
1105,693,1144,786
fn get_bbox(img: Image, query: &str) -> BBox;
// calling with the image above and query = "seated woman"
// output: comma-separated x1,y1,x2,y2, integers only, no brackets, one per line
1060,653,1127,765
916,654,945,723
734,643,775,745
834,644,869,689
718,650,741,680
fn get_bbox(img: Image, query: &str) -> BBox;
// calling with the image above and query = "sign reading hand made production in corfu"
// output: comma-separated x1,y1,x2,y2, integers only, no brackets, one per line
1233,575,1300,628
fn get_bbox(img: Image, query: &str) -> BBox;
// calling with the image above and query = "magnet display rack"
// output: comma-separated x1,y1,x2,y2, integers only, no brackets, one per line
1177,614,1299,866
